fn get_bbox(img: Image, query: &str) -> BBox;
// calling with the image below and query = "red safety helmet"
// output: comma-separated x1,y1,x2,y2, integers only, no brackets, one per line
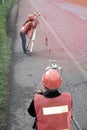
28,14,35,20
42,69,62,89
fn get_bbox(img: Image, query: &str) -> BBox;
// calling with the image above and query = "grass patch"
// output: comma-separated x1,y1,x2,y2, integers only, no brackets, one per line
0,0,16,129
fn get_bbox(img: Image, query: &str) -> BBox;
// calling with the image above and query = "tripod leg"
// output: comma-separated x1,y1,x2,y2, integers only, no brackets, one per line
29,28,37,54
72,116,81,130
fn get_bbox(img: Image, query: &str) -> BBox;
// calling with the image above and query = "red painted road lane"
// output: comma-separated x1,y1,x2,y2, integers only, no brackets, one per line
31,0,87,72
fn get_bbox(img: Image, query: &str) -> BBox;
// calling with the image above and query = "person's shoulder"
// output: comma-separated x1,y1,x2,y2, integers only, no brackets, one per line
62,92,72,97
34,92,43,97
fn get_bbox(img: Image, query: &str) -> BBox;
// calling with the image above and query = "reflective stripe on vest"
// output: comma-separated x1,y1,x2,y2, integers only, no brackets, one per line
43,105,68,115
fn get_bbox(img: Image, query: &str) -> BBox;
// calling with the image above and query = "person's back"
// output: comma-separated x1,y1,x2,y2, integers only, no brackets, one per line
34,92,72,130
28,69,72,130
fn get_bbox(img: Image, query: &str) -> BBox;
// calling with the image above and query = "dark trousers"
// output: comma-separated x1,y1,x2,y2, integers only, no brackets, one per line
20,32,26,52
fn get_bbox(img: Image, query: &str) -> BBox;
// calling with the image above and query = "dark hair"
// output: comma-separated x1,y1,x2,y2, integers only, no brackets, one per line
23,19,30,26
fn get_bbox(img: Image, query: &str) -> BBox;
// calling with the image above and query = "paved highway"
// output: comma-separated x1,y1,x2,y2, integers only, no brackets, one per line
7,0,87,130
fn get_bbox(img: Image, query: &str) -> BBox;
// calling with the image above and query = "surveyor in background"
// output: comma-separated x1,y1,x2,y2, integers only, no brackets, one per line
28,69,72,130
20,13,39,54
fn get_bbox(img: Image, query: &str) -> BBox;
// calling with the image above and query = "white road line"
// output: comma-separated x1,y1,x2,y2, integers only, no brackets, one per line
78,15,87,20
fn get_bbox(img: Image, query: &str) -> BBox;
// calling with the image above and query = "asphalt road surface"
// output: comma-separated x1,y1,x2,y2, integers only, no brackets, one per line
7,0,87,130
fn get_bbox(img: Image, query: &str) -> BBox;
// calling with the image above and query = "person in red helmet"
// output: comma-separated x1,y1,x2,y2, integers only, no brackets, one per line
20,14,39,54
28,69,72,130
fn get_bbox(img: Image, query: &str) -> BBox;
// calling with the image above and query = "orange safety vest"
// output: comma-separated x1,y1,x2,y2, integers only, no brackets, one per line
20,21,33,38
34,92,72,130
